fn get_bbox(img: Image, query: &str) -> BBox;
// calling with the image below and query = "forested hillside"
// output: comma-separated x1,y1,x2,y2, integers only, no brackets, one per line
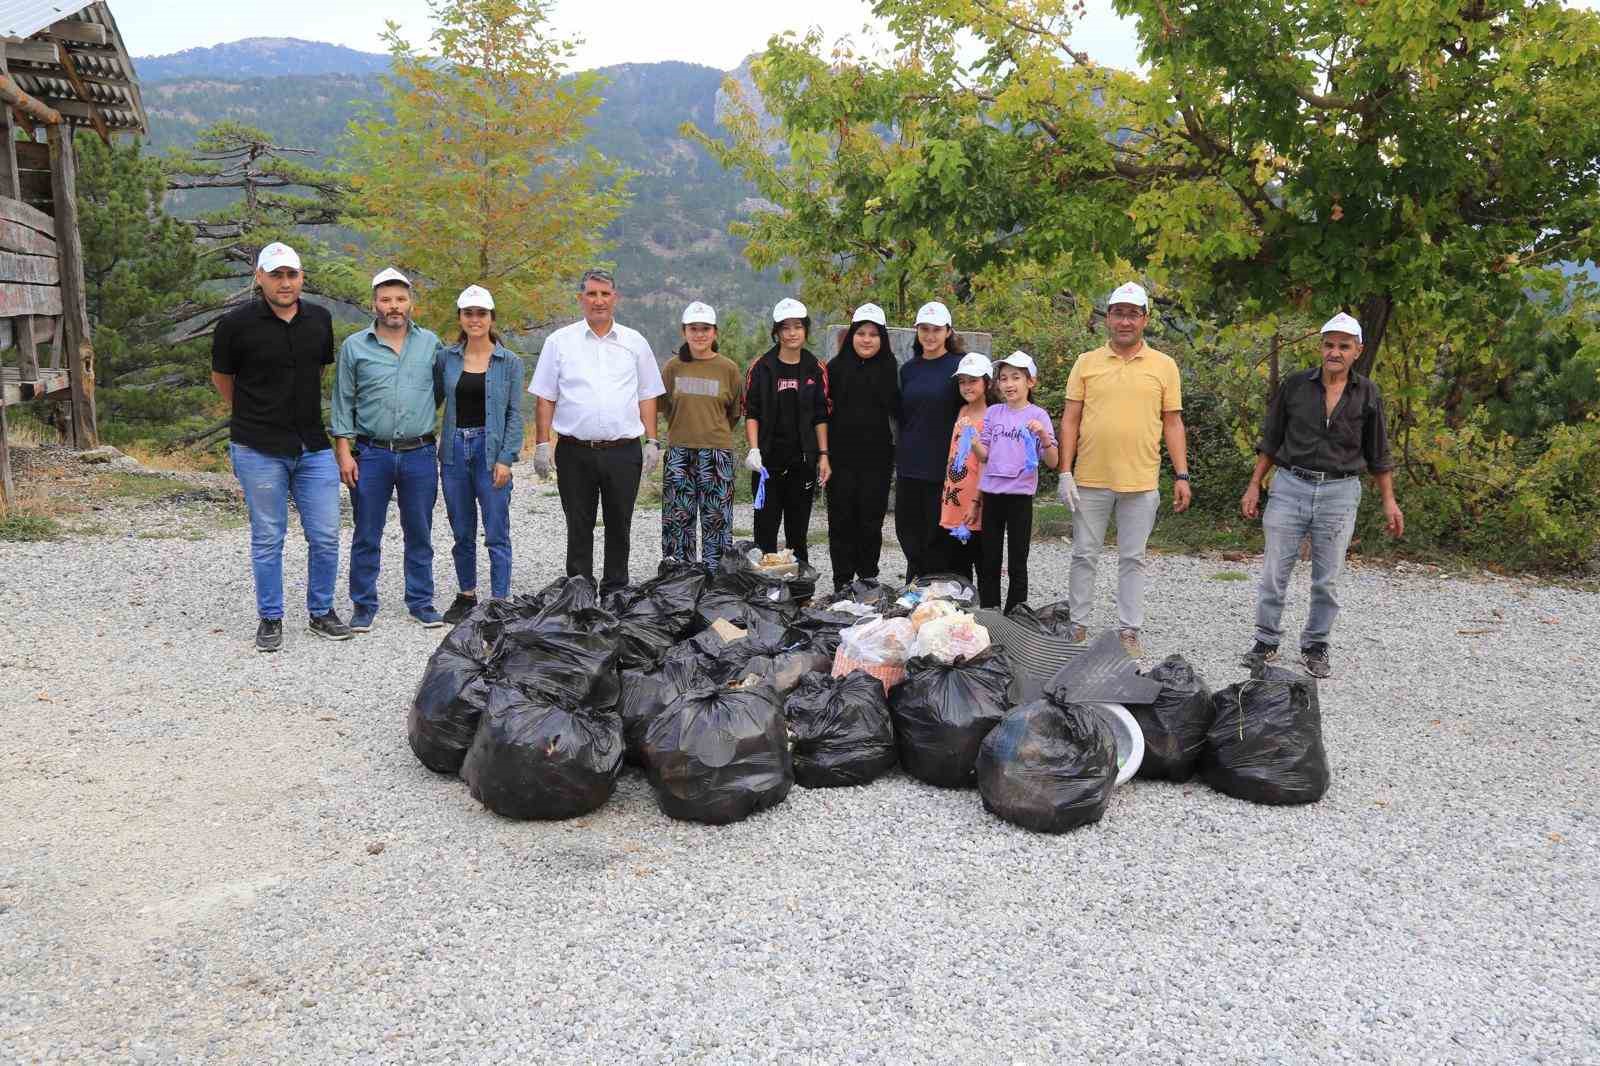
137,44,787,352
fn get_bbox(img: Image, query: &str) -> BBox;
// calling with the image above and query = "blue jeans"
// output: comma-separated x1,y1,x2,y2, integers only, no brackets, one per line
349,440,438,614
1255,470,1362,648
441,428,513,599
229,443,341,620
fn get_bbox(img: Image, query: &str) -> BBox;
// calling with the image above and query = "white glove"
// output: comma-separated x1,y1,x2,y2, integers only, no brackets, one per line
533,442,553,480
642,439,661,474
1057,471,1080,510
744,447,764,473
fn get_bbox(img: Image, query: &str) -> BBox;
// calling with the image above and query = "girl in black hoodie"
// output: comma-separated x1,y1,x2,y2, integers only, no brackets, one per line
741,299,832,566
824,303,900,590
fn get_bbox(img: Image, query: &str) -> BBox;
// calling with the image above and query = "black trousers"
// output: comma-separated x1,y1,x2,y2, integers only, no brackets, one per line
945,533,981,587
825,463,892,586
752,458,816,565
979,492,1034,612
555,438,642,593
894,475,948,582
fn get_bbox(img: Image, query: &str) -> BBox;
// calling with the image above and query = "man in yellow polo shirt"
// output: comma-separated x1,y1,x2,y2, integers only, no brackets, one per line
1057,282,1191,656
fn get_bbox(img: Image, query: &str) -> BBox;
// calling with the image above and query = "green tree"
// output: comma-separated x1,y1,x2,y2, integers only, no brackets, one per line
75,134,207,431
164,120,365,336
342,0,629,333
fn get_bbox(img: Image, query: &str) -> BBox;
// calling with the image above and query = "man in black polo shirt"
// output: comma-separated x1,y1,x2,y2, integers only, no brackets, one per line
1240,312,1404,677
211,243,351,652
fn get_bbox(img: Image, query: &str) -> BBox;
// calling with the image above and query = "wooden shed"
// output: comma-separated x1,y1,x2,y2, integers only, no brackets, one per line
0,1,145,511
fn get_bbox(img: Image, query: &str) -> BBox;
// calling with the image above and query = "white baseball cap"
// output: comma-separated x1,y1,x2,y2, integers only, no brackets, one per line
1320,312,1363,341
952,352,993,379
681,301,717,325
456,285,494,311
256,242,301,273
915,301,952,327
1107,282,1148,309
851,303,887,327
994,350,1039,378
772,297,807,322
372,267,412,289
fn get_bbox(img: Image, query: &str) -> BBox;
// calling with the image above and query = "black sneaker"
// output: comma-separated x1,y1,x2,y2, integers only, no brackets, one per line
308,611,352,641
255,618,283,653
1302,643,1332,678
1241,640,1279,668
349,607,376,633
443,593,478,625
410,605,446,628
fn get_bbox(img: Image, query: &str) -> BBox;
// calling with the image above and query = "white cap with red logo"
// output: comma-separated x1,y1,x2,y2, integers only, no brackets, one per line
256,242,301,273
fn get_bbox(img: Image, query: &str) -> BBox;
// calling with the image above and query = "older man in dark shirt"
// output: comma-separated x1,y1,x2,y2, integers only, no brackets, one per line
1240,313,1404,677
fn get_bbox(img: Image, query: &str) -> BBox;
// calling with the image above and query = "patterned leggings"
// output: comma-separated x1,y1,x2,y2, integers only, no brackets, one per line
661,446,735,571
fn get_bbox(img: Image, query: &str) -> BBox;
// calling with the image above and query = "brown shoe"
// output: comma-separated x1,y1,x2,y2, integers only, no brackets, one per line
1068,624,1088,643
1119,628,1143,658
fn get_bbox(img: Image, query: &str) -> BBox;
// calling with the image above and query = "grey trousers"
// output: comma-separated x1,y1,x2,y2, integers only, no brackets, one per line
1067,487,1160,631
1254,470,1361,648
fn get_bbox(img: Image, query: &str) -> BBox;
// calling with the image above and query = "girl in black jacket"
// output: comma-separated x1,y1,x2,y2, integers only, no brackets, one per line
824,303,900,591
742,298,832,565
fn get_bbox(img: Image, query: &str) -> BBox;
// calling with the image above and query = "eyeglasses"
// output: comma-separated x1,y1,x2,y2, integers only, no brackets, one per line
1106,308,1146,321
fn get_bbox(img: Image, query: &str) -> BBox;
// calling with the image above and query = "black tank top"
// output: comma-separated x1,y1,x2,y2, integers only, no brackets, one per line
456,370,487,428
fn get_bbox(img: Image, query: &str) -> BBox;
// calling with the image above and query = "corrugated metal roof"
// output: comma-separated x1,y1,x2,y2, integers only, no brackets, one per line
0,0,95,41
1,1,147,134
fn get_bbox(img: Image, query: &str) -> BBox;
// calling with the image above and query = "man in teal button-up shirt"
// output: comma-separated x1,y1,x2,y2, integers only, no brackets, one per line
331,269,446,629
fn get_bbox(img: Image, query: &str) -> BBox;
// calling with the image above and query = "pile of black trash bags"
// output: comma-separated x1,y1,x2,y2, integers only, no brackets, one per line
409,565,1329,831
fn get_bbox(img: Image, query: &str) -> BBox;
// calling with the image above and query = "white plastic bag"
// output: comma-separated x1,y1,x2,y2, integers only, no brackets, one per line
839,616,916,667
909,612,991,663
910,598,959,631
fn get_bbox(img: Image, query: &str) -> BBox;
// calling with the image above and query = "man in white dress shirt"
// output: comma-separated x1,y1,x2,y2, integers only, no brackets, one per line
529,268,666,592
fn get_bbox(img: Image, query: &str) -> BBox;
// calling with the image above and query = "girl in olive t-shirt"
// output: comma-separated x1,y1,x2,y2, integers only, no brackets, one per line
660,303,742,570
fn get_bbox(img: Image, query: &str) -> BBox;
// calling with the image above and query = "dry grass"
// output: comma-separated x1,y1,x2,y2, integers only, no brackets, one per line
119,442,229,475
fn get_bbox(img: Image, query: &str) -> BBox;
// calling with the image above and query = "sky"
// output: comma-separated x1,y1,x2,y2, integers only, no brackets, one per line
114,0,1148,73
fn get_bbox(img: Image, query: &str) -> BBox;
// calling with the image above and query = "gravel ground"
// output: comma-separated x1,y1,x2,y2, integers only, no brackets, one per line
2,461,1597,1064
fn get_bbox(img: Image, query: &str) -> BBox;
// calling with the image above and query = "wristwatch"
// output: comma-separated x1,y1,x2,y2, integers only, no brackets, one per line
817,450,830,457
1174,473,1190,482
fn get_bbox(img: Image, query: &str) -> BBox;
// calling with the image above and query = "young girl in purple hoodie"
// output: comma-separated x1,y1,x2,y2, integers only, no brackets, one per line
964,351,1061,611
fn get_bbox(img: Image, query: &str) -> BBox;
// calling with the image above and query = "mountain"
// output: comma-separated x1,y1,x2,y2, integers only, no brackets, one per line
134,42,786,352
134,37,393,81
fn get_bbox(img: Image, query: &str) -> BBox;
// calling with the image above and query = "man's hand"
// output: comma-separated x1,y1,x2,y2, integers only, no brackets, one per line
1173,478,1192,513
1057,472,1080,510
1241,483,1261,520
642,439,662,474
492,463,511,489
744,447,764,473
533,442,553,479
338,449,359,488
817,454,832,487
1384,500,1405,538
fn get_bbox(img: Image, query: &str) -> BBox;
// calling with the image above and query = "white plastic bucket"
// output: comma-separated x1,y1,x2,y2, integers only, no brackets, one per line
1085,703,1144,787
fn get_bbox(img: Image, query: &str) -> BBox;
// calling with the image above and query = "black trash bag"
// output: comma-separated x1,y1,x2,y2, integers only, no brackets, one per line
784,670,897,788
407,614,505,774
520,574,600,617
461,681,623,819
617,655,702,767
732,648,833,694
642,681,794,824
1126,654,1214,782
639,560,710,637
888,648,1013,788
1004,600,1076,638
789,606,866,659
1202,665,1329,805
693,571,799,632
676,626,761,684
607,597,679,671
977,700,1117,833
831,579,898,612
409,671,493,775
498,606,622,708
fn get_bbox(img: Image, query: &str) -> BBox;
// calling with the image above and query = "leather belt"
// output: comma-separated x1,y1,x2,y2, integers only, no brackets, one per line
1288,465,1356,484
562,437,634,449
357,434,436,452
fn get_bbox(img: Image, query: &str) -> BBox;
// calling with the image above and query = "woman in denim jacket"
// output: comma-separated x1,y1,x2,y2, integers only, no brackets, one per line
433,285,526,623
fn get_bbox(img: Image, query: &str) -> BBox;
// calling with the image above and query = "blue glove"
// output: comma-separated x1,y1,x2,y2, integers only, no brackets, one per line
753,467,769,510
1023,429,1040,473
950,523,973,544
